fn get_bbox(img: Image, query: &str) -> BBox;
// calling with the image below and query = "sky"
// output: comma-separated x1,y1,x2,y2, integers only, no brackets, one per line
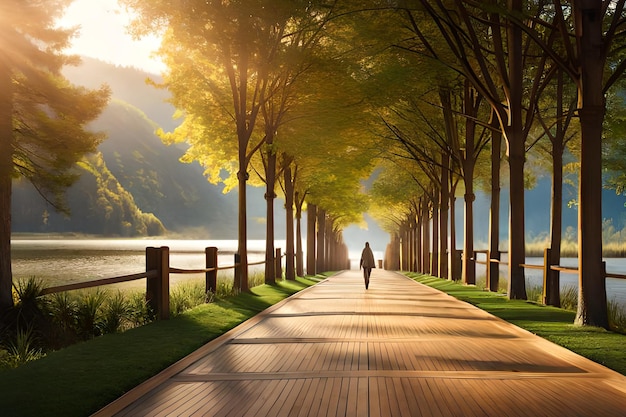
57,0,165,74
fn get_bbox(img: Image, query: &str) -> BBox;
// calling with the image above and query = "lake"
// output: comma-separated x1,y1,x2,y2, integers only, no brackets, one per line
11,238,276,291
10,237,626,309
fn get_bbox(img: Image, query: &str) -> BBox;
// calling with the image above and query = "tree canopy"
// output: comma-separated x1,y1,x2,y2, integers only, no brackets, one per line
119,0,626,328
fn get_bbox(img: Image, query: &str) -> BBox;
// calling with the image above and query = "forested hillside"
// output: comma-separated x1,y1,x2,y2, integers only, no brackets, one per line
11,59,276,238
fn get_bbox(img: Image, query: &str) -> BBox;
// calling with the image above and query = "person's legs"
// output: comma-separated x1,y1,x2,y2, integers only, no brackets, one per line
365,268,371,289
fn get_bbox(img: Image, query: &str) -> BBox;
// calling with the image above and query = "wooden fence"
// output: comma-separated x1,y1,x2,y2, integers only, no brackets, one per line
473,248,626,279
40,246,283,320
472,248,626,304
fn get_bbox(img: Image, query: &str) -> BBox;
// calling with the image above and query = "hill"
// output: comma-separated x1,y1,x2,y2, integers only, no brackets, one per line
12,58,277,238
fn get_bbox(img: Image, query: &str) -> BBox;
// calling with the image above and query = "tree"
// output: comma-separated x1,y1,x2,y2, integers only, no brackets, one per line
124,0,310,291
249,4,339,283
509,0,626,327
0,0,109,313
531,68,579,306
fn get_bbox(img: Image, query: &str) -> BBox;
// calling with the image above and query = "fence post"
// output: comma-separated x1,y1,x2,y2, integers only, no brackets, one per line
275,248,282,280
542,247,551,305
146,246,170,320
205,247,218,295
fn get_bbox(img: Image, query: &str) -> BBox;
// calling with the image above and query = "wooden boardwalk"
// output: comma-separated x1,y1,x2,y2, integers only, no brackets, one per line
94,270,626,416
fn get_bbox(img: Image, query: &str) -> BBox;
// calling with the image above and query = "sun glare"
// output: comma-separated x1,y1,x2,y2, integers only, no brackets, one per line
55,0,164,74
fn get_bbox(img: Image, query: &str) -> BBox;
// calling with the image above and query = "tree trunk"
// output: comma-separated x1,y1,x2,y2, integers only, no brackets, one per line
316,208,326,272
431,189,439,276
462,181,475,285
264,143,276,284
462,85,476,285
488,116,502,292
0,63,13,313
324,217,332,270
236,161,249,292
440,154,450,279
546,70,566,307
546,139,563,306
284,162,295,280
506,0,526,299
306,204,317,275
400,221,409,271
411,215,418,272
295,192,304,277
449,181,458,280
507,140,527,299
421,199,431,275
574,1,608,327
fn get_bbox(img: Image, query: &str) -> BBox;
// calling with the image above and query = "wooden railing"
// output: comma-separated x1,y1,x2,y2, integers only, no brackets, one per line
40,246,283,320
473,248,626,279
471,248,626,305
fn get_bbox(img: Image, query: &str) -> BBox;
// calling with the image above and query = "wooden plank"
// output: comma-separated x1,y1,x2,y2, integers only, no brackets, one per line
248,379,291,417
296,377,323,417
356,377,369,417
334,377,350,417
391,377,413,416
312,377,336,417
324,378,343,417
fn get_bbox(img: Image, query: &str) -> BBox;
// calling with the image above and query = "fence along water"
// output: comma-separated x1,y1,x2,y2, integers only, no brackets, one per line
40,246,283,320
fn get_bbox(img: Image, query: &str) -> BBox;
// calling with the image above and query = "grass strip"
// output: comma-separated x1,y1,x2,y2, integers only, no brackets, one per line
0,276,321,417
405,272,626,376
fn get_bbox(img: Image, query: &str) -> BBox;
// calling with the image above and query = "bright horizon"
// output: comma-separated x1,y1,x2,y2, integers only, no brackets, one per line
57,0,165,74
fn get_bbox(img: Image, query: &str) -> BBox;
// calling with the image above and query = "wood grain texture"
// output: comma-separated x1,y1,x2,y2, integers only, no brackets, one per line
94,270,626,416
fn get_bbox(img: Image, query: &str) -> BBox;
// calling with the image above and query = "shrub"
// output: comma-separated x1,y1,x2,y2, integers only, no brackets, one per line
126,291,152,327
45,292,80,349
102,291,133,333
0,326,44,369
75,289,107,340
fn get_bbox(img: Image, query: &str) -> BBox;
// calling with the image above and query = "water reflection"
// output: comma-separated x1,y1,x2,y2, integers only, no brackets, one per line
11,238,272,290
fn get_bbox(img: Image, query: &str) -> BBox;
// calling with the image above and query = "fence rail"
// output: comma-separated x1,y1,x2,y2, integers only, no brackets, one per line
473,248,626,280
39,246,282,320
40,271,159,296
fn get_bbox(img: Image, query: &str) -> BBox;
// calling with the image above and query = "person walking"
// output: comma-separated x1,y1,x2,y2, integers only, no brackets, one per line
359,242,376,289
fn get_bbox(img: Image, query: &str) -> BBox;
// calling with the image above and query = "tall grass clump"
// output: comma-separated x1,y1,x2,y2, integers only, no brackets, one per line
1,278,47,369
560,285,578,311
1,326,44,368
102,291,133,333
249,271,266,288
170,280,208,315
10,277,46,328
75,289,107,339
127,291,152,326
47,292,79,348
525,281,543,303
608,299,626,333
475,275,508,293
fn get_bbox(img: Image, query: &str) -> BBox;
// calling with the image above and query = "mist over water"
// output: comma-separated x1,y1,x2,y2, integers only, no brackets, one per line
10,237,626,308
11,238,272,290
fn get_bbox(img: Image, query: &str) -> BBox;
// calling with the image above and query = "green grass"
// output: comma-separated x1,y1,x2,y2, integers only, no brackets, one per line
0,276,320,417
405,272,626,376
